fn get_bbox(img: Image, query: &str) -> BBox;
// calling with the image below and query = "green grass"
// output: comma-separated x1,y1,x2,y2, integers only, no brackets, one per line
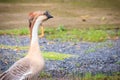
45,27,120,42
80,73,120,80
85,48,96,54
83,73,107,80
39,72,120,80
0,44,73,60
43,52,73,60
0,44,29,50
116,61,120,65
0,28,29,35
0,27,120,42
80,29,108,42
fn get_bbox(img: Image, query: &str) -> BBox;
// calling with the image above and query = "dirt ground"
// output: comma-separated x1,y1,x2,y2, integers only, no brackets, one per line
0,3,120,30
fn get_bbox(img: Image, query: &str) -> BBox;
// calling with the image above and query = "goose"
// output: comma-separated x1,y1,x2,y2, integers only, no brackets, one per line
29,11,45,38
0,11,53,80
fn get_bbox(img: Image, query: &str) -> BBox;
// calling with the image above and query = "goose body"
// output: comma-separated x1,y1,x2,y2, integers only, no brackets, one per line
0,11,53,80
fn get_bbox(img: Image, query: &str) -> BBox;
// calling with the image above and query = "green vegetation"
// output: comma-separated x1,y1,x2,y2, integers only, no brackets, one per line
79,73,120,80
45,26,120,42
43,52,73,60
39,72,120,80
0,27,120,42
83,73,107,80
116,61,120,65
0,44,29,50
80,29,107,42
0,44,73,60
85,48,96,54
0,28,29,35
39,71,51,79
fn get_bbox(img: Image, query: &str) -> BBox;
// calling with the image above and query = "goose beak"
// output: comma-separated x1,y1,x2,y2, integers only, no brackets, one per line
44,11,53,19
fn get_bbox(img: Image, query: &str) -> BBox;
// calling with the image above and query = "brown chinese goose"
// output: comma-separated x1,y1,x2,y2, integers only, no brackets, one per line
29,11,45,38
0,11,53,80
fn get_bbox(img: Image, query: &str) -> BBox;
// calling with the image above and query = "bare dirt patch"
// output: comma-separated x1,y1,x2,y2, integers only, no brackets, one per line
0,3,120,30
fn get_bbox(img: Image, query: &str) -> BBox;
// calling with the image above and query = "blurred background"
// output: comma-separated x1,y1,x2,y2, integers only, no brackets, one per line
0,0,120,30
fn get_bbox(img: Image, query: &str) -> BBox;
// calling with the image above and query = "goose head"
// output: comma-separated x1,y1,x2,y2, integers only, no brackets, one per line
29,11,53,27
28,11,53,38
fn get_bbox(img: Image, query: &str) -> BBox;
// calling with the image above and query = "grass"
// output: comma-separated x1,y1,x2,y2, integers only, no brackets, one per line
0,44,73,60
85,48,96,54
39,72,120,80
0,28,29,35
0,44,29,50
116,61,120,65
43,52,73,60
83,73,107,80
45,27,120,42
0,26,120,42
80,29,107,42
80,73,120,80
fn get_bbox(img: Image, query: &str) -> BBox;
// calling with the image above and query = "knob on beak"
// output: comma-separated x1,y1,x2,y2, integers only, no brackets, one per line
44,11,53,19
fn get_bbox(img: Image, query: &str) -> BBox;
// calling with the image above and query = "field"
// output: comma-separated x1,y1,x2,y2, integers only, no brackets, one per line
0,0,120,30
0,0,120,80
